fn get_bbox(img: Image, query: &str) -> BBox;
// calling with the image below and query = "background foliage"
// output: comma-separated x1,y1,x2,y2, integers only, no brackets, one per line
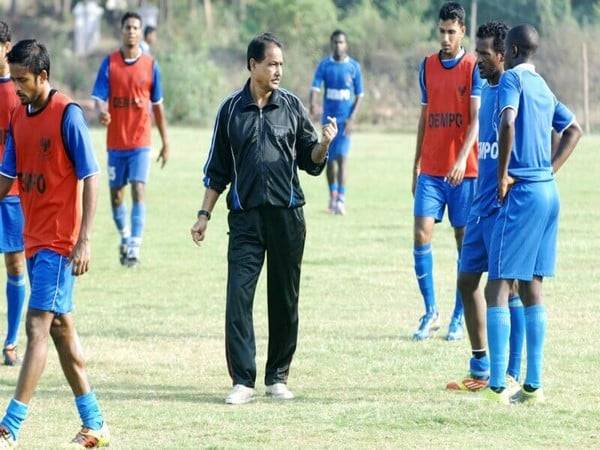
4,0,600,129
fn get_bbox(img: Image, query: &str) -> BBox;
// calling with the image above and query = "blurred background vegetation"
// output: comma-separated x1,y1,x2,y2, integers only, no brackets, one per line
2,0,600,130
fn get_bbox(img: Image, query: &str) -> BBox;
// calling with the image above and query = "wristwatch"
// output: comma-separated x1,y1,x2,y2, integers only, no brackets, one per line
197,209,211,220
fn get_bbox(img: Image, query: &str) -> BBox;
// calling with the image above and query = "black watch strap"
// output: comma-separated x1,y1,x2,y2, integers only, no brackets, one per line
197,209,211,220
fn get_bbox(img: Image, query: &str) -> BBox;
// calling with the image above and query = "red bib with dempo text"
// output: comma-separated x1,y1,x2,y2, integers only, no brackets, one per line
107,50,154,150
11,91,81,258
420,52,478,178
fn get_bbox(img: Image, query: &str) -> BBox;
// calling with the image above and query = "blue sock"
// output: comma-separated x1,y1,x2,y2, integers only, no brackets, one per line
507,295,525,381
112,203,129,245
413,243,436,315
75,391,103,431
131,202,146,240
487,306,511,389
4,273,26,348
329,183,338,195
469,355,490,380
451,259,464,320
0,398,28,440
524,305,546,389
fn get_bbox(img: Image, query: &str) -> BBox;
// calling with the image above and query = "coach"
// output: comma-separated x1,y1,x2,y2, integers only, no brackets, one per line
191,33,337,405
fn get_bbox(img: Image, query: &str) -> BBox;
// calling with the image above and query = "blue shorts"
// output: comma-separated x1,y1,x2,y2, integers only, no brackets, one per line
27,249,75,315
107,148,151,189
0,198,24,253
488,180,559,281
327,122,351,161
414,174,477,227
459,212,498,273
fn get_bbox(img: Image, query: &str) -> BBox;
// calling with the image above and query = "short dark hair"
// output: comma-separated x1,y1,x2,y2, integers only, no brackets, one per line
144,25,156,38
330,29,346,42
508,24,539,58
121,11,142,28
7,39,50,78
476,21,509,54
0,20,11,44
439,2,466,26
246,33,283,71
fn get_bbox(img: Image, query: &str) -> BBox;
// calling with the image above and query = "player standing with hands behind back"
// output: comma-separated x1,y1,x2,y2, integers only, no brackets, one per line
191,33,337,405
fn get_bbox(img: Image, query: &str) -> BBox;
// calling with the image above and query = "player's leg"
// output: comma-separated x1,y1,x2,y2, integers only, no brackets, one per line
517,180,559,402
0,309,54,443
225,209,266,404
507,280,525,382
447,214,489,390
264,207,305,400
108,151,130,265
326,148,339,213
0,201,26,366
126,149,152,266
484,279,513,399
3,252,26,366
49,314,109,447
518,276,546,403
335,155,348,215
412,175,445,340
447,178,477,340
446,225,466,340
334,126,351,214
128,181,145,266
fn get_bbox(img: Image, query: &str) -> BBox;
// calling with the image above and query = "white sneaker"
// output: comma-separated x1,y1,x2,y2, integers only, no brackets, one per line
335,199,346,215
265,383,294,400
225,384,255,405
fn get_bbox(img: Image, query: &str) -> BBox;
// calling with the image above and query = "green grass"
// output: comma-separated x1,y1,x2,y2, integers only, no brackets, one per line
0,128,599,449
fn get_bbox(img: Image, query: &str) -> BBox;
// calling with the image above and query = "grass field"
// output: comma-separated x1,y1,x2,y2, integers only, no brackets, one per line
0,128,599,449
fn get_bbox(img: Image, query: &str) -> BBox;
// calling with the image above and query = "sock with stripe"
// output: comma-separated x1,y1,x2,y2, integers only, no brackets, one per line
524,304,547,390
487,306,511,390
4,273,26,348
413,243,436,315
507,295,525,381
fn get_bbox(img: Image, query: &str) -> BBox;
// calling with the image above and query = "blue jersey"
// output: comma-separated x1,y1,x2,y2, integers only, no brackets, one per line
471,81,500,217
311,56,363,124
419,48,483,105
498,64,574,182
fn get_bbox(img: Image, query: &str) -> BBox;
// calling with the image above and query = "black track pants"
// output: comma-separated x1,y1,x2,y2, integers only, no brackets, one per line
225,206,306,388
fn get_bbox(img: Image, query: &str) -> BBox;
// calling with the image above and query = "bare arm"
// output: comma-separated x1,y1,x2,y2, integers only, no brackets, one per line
412,104,427,196
69,174,99,276
94,99,110,126
446,96,480,186
0,175,14,201
552,121,583,174
152,103,170,168
497,108,517,202
190,188,221,246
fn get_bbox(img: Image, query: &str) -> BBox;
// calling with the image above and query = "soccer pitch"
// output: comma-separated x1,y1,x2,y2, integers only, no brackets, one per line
0,128,598,448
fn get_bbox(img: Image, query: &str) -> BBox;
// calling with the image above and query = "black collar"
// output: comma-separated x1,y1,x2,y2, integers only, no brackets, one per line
239,78,282,109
